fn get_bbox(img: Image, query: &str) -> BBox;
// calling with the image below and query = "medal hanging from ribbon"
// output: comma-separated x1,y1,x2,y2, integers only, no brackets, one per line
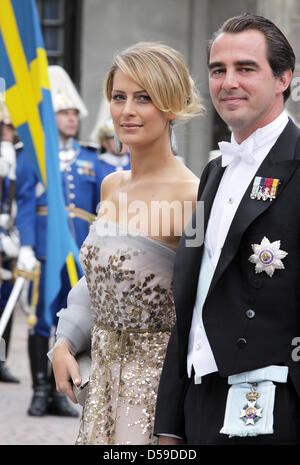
240,383,263,425
250,176,280,201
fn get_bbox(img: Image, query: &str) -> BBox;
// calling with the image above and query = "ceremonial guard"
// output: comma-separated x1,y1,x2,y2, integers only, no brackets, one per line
97,118,130,190
0,102,20,383
15,66,102,417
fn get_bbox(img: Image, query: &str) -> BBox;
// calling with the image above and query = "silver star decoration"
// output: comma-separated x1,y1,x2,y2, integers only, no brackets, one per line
249,236,288,277
240,401,263,425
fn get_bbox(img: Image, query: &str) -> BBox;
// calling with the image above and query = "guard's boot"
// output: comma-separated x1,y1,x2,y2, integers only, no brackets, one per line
27,332,50,416
47,370,79,417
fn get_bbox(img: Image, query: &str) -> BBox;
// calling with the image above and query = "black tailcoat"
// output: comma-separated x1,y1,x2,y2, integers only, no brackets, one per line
154,119,300,439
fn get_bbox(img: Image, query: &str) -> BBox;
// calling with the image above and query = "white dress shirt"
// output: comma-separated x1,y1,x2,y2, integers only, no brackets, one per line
187,110,289,381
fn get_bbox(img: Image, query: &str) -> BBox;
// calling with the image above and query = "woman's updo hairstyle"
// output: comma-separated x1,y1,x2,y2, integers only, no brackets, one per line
104,42,203,121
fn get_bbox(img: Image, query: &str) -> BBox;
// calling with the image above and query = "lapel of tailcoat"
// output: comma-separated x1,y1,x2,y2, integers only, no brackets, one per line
173,157,225,350
207,119,300,299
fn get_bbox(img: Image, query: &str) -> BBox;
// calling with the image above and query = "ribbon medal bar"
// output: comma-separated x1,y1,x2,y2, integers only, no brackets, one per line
76,160,95,177
250,177,280,201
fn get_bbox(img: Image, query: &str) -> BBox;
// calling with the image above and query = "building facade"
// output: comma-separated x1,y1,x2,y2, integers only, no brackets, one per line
38,0,299,177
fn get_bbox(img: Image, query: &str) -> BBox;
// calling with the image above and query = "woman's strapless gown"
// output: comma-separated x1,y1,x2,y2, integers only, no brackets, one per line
76,219,176,445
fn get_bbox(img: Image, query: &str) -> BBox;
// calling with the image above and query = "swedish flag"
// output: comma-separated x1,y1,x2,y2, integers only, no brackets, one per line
0,0,79,327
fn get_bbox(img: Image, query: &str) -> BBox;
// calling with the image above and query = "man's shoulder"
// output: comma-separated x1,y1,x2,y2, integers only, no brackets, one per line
284,117,300,138
275,118,300,161
15,144,36,174
77,142,99,164
203,153,222,176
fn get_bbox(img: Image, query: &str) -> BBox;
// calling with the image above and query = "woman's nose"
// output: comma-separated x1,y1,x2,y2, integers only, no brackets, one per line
122,97,136,115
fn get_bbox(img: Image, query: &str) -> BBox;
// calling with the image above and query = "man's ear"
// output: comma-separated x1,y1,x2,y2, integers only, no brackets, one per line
277,69,293,95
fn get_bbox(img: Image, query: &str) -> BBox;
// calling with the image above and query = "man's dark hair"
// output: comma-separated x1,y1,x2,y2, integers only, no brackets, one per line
207,12,295,101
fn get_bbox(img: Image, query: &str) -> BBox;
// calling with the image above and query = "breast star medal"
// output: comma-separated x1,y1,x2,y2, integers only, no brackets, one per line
248,236,288,277
240,384,263,426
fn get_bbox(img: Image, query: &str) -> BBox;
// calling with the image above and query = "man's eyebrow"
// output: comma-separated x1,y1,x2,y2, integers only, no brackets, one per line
235,60,259,67
208,60,259,70
208,61,224,70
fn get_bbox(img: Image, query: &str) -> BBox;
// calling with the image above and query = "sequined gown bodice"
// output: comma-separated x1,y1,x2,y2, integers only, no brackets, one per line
76,219,176,445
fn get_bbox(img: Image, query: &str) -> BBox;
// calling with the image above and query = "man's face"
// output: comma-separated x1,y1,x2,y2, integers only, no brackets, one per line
56,108,79,140
208,30,291,142
1,124,14,143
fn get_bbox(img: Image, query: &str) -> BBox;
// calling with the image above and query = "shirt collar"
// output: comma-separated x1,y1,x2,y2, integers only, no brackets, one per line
59,137,75,151
231,110,289,153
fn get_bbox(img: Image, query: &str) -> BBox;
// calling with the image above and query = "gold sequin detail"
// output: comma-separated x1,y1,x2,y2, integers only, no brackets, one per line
76,228,176,445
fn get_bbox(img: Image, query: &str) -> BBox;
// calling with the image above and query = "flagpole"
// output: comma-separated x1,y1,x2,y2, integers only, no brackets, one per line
0,276,25,339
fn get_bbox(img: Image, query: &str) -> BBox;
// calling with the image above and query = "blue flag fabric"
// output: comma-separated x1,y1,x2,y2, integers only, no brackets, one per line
0,0,80,328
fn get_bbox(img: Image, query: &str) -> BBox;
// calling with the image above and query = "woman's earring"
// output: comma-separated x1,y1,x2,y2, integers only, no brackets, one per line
113,134,122,154
169,121,178,156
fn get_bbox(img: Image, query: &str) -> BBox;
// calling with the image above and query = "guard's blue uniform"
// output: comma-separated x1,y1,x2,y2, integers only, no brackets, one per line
16,140,102,338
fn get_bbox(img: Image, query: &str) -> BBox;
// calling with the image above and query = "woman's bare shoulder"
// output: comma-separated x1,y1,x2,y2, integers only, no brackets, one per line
169,163,199,203
100,170,131,200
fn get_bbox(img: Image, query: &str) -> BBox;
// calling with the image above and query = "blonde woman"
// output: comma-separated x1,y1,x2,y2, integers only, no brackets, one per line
51,42,203,445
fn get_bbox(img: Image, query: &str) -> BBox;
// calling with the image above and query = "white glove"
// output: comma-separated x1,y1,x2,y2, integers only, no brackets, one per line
0,267,12,280
17,245,37,272
0,141,16,180
0,213,10,230
0,232,19,258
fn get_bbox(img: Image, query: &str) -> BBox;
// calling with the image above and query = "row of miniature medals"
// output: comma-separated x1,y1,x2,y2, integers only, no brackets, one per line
250,176,280,201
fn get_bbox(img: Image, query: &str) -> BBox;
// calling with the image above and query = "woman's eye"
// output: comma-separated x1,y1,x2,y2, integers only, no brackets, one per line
112,94,125,101
137,95,151,102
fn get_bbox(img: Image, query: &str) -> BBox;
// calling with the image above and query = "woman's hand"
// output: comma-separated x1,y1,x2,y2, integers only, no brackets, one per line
158,435,185,445
52,344,82,404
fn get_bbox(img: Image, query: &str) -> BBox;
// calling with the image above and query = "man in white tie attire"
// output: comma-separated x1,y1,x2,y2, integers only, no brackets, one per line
154,12,300,445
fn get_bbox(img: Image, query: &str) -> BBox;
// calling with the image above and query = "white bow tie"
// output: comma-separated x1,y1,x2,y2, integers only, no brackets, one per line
218,138,255,167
